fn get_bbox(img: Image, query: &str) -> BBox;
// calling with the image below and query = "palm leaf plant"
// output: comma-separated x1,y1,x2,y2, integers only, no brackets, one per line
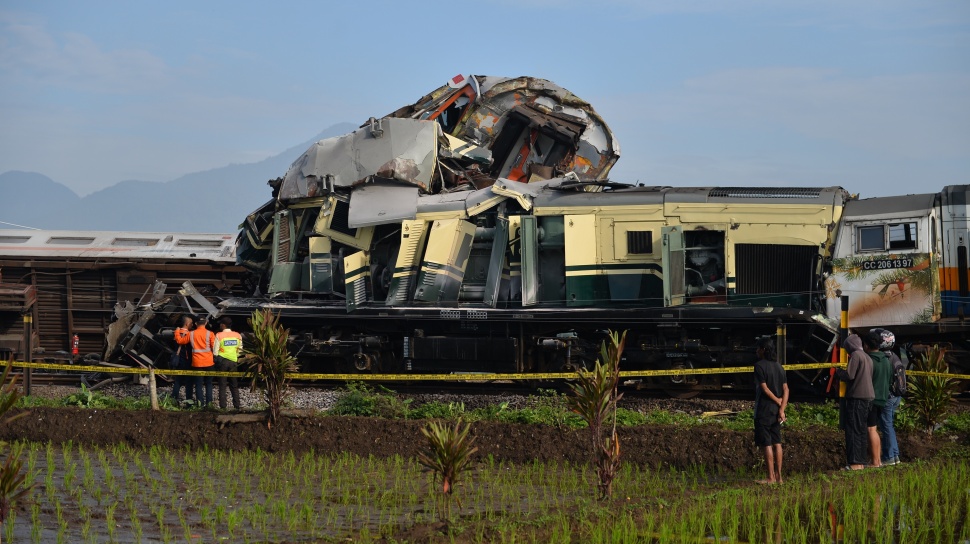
240,309,299,428
908,345,958,433
0,363,32,538
566,329,627,499
417,418,478,520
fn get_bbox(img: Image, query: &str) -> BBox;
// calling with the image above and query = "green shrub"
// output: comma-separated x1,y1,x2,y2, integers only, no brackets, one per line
62,384,116,409
408,401,465,420
614,408,647,427
785,401,840,429
941,411,970,434
908,345,959,433
328,382,410,418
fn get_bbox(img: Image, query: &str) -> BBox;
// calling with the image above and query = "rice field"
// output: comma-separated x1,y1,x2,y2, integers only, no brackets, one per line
5,440,969,543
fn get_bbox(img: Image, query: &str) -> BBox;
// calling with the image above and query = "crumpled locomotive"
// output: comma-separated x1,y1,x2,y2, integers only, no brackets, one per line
111,74,970,397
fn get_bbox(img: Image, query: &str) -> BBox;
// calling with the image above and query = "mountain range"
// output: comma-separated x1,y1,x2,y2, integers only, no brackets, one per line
0,123,356,233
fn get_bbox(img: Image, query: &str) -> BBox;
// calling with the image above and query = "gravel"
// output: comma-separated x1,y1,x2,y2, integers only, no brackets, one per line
25,380,754,415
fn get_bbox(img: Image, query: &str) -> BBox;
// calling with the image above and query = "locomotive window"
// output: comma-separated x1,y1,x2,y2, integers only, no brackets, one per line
857,226,885,252
627,231,653,254
888,222,918,250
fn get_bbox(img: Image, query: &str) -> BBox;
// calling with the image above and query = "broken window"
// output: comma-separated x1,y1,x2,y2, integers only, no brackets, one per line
489,105,582,181
627,231,653,254
889,222,918,250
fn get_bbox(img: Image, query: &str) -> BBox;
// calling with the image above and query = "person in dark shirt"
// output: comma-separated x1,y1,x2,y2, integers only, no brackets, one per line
171,315,195,404
753,337,789,484
835,333,873,470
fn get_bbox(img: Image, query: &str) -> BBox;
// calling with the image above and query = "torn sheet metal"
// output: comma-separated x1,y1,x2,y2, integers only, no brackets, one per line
239,73,623,289
389,75,620,182
279,118,439,200
490,177,565,211
347,181,421,228
415,186,507,221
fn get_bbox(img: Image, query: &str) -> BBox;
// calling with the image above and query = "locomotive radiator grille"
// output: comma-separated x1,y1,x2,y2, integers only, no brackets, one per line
735,244,817,299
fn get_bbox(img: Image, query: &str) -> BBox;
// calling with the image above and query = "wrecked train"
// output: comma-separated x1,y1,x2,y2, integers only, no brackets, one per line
214,74,850,396
102,74,970,396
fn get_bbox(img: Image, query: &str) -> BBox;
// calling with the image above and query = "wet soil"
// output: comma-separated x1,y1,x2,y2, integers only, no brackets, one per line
2,407,963,473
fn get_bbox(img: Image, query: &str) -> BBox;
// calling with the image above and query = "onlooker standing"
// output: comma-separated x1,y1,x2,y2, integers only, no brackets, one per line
176,315,217,406
214,316,242,410
835,333,874,470
872,328,904,465
753,337,789,484
863,332,891,468
171,315,195,404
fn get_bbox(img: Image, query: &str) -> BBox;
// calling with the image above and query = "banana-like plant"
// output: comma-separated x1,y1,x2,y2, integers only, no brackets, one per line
0,364,32,535
908,345,958,433
567,329,627,499
418,418,478,520
241,309,299,428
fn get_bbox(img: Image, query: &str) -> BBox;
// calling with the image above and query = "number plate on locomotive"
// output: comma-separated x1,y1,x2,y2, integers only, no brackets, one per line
861,258,915,270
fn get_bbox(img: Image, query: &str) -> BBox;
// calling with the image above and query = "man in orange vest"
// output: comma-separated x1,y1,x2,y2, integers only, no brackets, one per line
214,316,242,410
176,314,217,406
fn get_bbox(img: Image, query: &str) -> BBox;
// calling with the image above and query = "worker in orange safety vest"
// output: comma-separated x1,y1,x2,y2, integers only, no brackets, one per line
176,314,217,406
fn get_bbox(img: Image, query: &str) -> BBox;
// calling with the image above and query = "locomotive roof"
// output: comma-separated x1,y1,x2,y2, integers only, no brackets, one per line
534,184,848,207
0,229,238,261
842,192,937,219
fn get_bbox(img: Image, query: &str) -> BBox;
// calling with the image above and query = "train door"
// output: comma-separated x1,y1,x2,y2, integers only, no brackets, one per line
941,186,970,317
662,226,686,306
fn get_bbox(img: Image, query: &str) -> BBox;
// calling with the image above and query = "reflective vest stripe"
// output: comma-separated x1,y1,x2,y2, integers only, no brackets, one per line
192,332,214,353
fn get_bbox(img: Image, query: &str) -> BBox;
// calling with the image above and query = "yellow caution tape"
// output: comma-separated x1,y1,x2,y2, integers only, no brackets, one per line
2,360,967,381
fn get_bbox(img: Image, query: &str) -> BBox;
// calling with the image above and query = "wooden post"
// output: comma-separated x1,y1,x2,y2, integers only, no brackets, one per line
23,314,31,396
149,367,159,410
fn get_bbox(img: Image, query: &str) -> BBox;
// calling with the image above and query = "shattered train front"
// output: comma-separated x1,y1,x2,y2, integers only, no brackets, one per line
235,74,621,304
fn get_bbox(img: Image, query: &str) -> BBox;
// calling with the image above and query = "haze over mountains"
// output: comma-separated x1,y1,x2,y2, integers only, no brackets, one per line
0,123,356,234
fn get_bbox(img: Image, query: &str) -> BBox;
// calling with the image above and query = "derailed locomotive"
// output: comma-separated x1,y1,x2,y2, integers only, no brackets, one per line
220,74,852,395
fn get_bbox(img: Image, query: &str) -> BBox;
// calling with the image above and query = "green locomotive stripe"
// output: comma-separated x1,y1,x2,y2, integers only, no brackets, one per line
420,262,465,281
566,263,663,272
345,266,371,280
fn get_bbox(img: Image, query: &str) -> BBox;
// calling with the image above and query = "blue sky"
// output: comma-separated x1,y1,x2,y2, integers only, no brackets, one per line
1,0,967,197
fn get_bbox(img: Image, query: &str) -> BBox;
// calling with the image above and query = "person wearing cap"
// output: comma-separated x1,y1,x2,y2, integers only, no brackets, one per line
214,316,242,410
872,328,903,465
176,314,217,406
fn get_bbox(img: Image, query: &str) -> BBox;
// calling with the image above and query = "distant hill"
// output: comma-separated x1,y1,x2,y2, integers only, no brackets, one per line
0,123,356,233
0,171,81,229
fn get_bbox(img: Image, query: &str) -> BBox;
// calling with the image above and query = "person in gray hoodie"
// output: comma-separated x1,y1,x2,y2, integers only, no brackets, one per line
835,333,874,470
